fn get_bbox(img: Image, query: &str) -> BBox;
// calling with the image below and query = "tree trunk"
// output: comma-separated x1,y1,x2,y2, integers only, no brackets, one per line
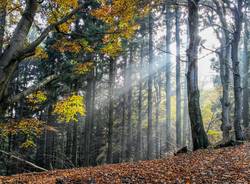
165,5,172,151
242,20,249,128
183,22,191,147
147,12,154,160
120,55,127,162
213,0,231,140
126,45,133,161
84,71,95,166
231,0,244,140
0,1,38,101
187,0,209,150
154,76,161,158
175,6,182,148
135,42,143,161
72,122,78,166
0,1,7,54
107,58,115,163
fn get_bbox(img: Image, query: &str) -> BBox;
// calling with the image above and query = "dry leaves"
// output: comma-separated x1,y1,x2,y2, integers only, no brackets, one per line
1,143,250,184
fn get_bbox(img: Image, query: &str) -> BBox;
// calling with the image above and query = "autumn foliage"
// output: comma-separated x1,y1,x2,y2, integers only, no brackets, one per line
1,143,250,183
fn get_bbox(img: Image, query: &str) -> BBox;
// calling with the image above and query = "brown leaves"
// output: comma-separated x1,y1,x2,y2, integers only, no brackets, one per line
1,143,250,183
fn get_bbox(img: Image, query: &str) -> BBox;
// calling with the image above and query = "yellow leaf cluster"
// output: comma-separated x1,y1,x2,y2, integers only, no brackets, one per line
79,39,94,53
53,94,86,123
0,118,45,148
34,47,49,60
27,90,47,105
91,0,144,57
48,0,78,32
52,38,82,53
74,61,94,75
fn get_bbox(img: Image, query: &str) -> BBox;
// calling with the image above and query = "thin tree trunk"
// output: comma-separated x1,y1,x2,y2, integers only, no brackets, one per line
107,58,115,163
213,0,231,140
126,45,133,161
154,76,161,158
0,1,7,54
242,20,249,128
72,122,78,166
84,73,94,166
182,22,190,147
147,12,154,160
187,0,209,150
175,6,181,148
165,5,172,151
231,0,244,140
135,42,143,161
120,55,127,162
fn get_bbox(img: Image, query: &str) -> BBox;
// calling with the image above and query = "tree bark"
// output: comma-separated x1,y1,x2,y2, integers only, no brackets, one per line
84,71,94,166
147,12,154,160
107,58,115,163
175,6,182,148
213,0,231,140
187,0,209,150
165,5,172,151
135,42,143,161
0,1,7,54
126,45,133,161
231,0,244,140
242,19,249,128
154,76,161,158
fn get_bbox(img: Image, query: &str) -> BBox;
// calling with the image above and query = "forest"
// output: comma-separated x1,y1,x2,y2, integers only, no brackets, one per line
0,0,250,183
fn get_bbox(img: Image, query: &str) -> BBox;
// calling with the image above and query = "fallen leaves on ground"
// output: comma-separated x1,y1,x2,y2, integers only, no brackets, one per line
1,143,250,184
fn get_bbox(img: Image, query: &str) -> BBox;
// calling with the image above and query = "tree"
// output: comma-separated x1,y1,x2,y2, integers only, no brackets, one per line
211,0,232,141
175,6,182,148
0,0,82,110
231,0,244,140
187,0,209,150
165,4,173,151
242,12,249,128
107,58,116,163
147,12,154,160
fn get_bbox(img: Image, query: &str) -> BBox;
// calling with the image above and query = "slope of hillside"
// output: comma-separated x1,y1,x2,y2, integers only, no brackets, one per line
1,143,250,184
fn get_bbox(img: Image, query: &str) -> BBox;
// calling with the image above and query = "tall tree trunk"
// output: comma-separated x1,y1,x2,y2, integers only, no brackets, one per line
231,0,244,140
213,0,231,140
165,5,172,151
182,22,190,147
126,45,133,161
65,124,72,159
120,94,126,162
147,12,154,160
72,122,78,166
135,42,143,161
120,55,127,162
83,72,94,166
242,20,249,128
187,0,209,150
0,1,38,101
175,6,181,148
0,1,7,54
107,58,115,163
154,76,161,158
89,70,96,165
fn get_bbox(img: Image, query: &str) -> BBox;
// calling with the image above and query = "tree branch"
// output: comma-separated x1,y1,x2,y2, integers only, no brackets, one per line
7,74,59,104
0,150,48,172
16,4,85,60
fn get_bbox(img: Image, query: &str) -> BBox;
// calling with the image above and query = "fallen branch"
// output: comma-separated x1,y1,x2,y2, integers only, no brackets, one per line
0,150,48,172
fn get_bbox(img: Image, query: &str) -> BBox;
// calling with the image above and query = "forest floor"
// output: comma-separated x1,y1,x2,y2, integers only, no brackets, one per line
0,143,250,184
